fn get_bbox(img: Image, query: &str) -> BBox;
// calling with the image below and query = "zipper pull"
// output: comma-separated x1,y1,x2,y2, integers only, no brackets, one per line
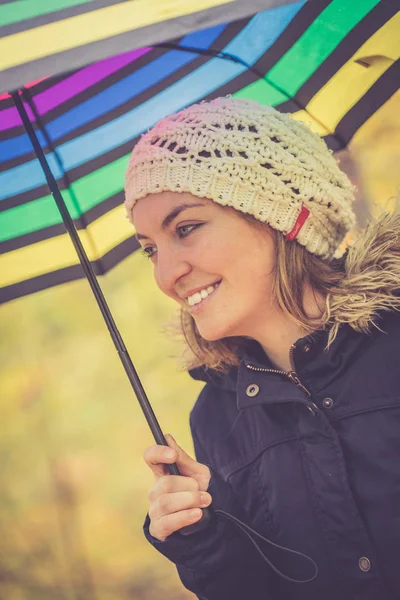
287,371,319,414
287,371,311,397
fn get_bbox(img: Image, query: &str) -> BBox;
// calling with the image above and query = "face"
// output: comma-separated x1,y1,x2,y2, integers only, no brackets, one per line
131,191,277,342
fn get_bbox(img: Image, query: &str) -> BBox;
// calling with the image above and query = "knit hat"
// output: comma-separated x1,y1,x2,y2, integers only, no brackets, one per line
124,97,356,259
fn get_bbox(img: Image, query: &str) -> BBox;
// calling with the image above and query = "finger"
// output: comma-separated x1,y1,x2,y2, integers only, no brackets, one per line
150,490,212,521
148,475,200,502
143,444,177,479
150,508,204,542
165,434,210,489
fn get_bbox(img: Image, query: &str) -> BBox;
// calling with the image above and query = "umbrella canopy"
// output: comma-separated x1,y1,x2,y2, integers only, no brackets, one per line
0,0,399,304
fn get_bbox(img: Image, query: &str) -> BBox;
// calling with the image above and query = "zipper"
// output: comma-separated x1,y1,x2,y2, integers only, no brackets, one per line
246,344,318,413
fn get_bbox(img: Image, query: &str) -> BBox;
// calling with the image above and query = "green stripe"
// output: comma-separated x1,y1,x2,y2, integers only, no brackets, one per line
268,0,381,96
0,0,95,28
233,82,288,106
0,154,129,243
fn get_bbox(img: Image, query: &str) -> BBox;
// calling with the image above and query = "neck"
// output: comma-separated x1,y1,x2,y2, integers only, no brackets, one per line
255,286,325,373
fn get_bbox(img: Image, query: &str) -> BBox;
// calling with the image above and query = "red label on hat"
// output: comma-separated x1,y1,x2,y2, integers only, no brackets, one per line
285,206,310,241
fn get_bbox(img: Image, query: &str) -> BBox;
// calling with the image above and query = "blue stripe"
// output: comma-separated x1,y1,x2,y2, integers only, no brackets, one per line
0,128,48,162
0,25,225,163
0,2,304,201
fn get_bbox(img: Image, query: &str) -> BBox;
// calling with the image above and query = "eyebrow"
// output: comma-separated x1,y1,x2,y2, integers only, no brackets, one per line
135,202,206,241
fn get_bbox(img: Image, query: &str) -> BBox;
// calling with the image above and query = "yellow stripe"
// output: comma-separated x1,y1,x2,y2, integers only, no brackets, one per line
0,0,234,71
352,89,400,145
0,204,134,287
290,109,331,136
305,13,400,134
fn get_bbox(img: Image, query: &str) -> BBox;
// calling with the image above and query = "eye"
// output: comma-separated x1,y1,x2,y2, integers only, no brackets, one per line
176,223,203,238
139,223,203,260
140,246,156,260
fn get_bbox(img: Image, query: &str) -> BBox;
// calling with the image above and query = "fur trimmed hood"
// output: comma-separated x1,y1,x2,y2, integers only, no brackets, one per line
325,196,400,347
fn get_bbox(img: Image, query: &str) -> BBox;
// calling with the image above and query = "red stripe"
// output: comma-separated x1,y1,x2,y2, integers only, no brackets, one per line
285,206,310,241
0,75,51,101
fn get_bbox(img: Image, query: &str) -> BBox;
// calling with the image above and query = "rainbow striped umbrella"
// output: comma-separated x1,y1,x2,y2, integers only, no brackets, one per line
1,0,398,303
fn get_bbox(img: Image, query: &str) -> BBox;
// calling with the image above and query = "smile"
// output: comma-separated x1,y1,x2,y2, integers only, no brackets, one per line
188,282,221,314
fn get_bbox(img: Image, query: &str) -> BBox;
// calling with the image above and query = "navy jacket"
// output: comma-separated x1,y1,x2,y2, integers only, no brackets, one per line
143,308,400,599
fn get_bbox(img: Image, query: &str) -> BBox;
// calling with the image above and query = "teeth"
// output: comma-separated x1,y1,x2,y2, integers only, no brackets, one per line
187,282,220,307
192,292,202,304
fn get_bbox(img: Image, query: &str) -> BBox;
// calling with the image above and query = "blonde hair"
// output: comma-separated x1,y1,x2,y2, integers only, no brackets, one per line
166,197,400,375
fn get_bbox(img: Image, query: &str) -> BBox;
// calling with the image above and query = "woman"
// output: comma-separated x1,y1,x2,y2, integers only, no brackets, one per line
124,97,400,600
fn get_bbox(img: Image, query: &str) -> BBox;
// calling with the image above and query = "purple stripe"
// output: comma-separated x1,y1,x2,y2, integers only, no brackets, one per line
2,101,36,129
0,47,151,133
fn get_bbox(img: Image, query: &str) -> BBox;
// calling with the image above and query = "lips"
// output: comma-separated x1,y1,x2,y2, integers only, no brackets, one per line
188,281,221,313
183,280,222,300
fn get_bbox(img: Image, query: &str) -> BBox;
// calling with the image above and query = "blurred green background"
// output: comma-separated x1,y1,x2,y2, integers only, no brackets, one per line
0,92,399,600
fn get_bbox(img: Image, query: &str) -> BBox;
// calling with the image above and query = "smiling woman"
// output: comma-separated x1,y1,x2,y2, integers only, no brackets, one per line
123,96,400,600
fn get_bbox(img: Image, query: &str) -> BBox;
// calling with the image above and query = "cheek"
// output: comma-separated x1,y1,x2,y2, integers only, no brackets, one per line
236,255,275,303
201,235,243,271
188,235,229,271
154,271,162,291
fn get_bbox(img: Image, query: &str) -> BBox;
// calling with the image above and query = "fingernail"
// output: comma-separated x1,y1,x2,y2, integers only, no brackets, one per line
200,492,211,506
165,449,175,459
190,509,202,519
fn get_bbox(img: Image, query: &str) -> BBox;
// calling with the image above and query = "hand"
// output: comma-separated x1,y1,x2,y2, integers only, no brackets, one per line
144,434,212,541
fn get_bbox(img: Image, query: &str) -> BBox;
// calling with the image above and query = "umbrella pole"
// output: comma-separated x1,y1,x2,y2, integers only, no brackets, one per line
11,90,175,460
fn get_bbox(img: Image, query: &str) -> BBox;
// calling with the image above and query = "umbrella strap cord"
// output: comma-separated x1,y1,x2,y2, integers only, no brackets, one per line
213,509,318,584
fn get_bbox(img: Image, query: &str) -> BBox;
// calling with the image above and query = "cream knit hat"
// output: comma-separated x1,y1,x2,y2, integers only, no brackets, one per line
124,97,356,259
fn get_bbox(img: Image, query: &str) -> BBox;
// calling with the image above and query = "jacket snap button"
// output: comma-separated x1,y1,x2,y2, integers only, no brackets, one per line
323,397,333,409
246,384,260,397
303,344,311,353
359,557,371,572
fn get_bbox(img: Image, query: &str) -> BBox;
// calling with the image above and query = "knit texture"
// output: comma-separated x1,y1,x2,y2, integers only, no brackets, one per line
124,97,356,259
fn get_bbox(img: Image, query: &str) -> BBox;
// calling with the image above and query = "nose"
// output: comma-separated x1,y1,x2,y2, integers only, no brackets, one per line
154,244,192,298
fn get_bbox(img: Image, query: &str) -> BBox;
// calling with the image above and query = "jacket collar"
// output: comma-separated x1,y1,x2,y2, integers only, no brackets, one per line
235,329,326,410
189,316,382,408
189,312,387,409
237,320,380,409
189,326,330,389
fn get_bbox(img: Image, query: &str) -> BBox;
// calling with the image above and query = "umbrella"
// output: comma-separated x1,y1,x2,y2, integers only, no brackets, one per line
0,0,398,535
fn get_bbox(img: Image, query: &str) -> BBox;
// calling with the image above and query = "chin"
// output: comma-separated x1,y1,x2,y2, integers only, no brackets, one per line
196,322,236,342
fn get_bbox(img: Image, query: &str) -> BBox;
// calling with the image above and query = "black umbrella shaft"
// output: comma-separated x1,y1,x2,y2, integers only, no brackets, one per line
11,91,177,467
